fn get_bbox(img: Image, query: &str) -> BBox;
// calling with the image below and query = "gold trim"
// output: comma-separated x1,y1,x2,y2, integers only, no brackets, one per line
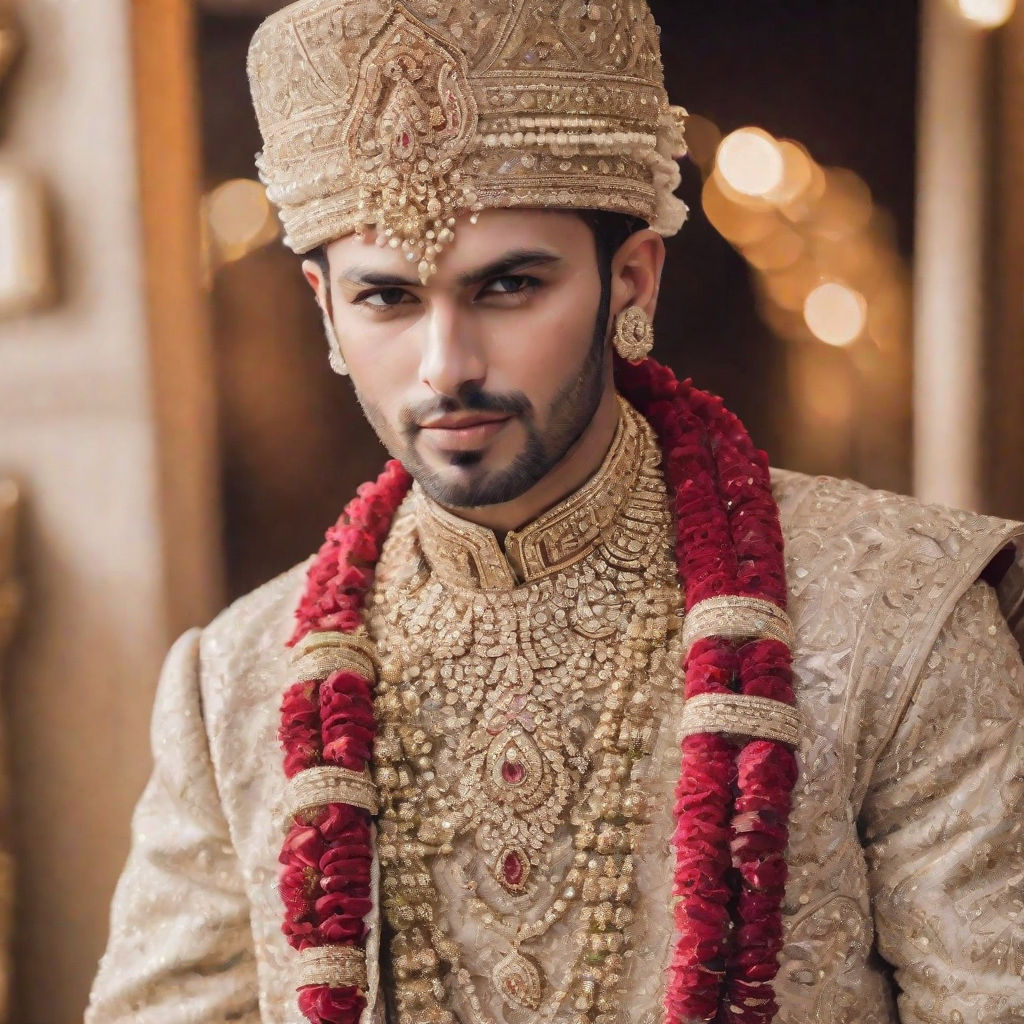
679,692,802,747
414,397,650,590
291,630,377,681
284,765,380,821
681,595,795,652
297,944,367,991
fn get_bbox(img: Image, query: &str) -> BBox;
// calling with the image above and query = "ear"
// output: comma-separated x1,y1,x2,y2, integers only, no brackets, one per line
301,258,329,312
608,229,666,323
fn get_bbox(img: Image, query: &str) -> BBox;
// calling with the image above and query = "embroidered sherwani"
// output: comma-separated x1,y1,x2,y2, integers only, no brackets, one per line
86,400,1024,1024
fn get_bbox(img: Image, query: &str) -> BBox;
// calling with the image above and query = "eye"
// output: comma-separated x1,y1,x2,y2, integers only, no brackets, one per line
356,287,415,309
481,275,542,298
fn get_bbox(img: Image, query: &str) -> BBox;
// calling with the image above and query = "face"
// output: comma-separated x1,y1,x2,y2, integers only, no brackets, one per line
309,209,613,508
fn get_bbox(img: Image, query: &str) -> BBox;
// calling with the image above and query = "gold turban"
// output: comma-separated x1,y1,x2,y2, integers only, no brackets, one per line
247,0,689,281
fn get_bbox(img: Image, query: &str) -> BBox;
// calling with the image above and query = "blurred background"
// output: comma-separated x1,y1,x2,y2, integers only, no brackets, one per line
0,0,1020,1019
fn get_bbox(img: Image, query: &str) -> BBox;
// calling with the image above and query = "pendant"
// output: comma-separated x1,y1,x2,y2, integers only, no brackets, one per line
493,950,543,1011
495,845,531,894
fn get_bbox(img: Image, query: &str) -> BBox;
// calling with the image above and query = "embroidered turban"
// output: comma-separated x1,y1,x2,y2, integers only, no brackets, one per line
247,0,689,280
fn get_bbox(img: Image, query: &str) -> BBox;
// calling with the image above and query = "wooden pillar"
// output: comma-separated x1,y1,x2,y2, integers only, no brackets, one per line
914,0,989,510
985,6,1024,519
129,0,224,635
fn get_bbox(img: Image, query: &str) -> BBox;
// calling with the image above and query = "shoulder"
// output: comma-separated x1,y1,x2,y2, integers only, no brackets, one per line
195,557,314,729
203,558,312,656
769,468,1024,801
769,466,1023,573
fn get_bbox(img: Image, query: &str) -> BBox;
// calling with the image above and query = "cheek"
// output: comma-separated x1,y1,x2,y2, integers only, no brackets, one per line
334,313,420,414
491,278,601,398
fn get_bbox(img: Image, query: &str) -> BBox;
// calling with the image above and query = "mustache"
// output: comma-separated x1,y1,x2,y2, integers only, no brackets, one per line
401,385,533,434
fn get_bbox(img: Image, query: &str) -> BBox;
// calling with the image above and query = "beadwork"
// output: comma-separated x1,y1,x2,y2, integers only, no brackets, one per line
279,368,800,1024
247,1,689,279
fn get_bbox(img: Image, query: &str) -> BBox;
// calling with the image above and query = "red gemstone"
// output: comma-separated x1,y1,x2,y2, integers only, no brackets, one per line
502,852,525,887
502,760,526,785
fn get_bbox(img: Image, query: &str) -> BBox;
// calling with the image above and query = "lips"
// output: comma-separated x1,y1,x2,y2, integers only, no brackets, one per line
418,413,514,451
420,414,513,430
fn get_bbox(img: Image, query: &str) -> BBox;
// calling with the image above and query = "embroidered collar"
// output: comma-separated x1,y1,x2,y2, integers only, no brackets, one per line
412,395,649,591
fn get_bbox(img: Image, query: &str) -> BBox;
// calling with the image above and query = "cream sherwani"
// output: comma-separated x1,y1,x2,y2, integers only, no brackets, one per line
86,401,1024,1024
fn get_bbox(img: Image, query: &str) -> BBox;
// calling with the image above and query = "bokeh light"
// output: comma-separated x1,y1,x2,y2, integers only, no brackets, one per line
204,178,280,265
715,128,785,198
803,282,868,347
957,0,1016,27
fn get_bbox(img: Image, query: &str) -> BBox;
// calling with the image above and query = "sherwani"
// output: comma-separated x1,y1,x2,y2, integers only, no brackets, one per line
86,398,1024,1024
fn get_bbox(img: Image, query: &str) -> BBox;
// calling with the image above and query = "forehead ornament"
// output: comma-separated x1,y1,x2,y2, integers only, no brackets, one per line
345,14,482,280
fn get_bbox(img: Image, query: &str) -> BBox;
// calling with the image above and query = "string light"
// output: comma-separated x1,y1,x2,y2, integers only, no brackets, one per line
957,0,1015,27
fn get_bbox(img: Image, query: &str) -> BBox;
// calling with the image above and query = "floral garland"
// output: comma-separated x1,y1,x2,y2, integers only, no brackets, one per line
278,356,798,1024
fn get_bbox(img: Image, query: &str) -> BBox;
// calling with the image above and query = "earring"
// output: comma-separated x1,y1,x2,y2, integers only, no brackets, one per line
320,309,349,376
613,306,655,363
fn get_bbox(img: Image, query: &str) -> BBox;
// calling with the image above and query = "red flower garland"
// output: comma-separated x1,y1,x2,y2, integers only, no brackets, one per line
279,358,798,1024
616,357,797,1023
280,462,412,1024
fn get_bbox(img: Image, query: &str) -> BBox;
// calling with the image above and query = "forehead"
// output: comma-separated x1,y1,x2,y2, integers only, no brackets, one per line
323,208,594,281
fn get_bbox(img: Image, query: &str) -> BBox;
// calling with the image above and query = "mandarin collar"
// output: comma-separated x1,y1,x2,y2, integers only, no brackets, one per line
412,396,650,591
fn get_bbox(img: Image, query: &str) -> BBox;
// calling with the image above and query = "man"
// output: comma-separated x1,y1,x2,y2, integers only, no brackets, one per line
86,2,1024,1023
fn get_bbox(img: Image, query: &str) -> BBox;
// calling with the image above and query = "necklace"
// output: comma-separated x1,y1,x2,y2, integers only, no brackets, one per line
376,561,671,1024
278,361,800,1024
368,407,677,1022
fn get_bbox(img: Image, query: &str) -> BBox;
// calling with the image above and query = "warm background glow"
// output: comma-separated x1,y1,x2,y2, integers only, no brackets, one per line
203,177,280,276
803,282,868,347
715,128,785,198
957,0,1016,27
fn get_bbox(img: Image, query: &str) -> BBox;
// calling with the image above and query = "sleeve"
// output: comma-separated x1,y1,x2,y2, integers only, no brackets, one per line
85,628,261,1023
859,581,1024,1024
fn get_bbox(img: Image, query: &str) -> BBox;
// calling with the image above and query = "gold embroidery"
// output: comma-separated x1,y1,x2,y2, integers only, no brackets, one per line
415,397,646,590
368,401,680,1023
247,1,689,271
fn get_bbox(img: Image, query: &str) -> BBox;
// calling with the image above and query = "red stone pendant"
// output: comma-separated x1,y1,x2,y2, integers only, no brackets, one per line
495,846,530,894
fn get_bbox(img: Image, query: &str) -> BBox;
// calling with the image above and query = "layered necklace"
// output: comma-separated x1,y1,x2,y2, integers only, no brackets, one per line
369,400,677,1023
277,356,801,1024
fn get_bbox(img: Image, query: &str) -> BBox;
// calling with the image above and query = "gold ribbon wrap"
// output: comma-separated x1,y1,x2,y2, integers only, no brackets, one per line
291,630,378,682
681,595,796,652
679,692,802,747
284,765,380,822
298,944,368,991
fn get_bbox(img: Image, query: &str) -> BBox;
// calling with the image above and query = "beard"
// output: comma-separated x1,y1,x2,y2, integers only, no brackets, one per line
353,304,611,509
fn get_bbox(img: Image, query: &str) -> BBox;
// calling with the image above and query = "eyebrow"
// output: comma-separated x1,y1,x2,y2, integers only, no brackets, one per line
338,249,564,289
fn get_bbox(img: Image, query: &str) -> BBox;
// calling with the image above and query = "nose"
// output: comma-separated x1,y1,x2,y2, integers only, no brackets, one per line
418,302,487,397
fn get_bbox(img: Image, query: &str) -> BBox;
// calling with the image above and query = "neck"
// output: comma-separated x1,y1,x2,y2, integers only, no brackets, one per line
437,385,621,536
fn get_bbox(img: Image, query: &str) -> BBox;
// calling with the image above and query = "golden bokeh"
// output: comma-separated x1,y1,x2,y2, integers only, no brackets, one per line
803,282,868,347
715,127,785,198
957,0,1016,27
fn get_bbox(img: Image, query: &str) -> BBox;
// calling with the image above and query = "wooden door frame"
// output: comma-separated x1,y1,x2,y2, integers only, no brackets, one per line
129,0,224,635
